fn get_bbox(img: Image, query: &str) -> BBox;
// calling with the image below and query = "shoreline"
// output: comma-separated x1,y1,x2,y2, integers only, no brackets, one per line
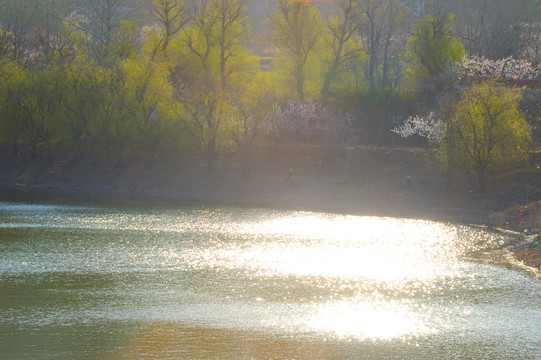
0,145,539,272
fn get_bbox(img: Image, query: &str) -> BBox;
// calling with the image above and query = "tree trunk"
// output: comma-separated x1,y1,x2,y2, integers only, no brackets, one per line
220,51,226,91
11,135,18,158
321,71,332,99
322,58,340,99
47,145,54,163
445,122,454,189
296,64,304,102
321,72,333,100
31,139,37,160
382,3,394,91
322,30,345,99
368,48,377,94
477,169,485,193
206,131,217,166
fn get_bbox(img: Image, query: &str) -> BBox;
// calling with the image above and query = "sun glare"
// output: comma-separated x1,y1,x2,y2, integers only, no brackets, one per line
177,213,466,339
207,214,459,282
309,300,434,340
91,210,503,343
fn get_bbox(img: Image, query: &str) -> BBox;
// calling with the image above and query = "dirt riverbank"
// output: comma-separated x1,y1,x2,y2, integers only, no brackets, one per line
1,144,540,271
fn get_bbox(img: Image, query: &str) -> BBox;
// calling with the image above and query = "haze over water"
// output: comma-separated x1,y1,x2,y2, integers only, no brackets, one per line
1,203,540,359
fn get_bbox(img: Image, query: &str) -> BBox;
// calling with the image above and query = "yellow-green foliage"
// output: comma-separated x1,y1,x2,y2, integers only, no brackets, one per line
110,20,139,62
453,81,530,169
2,0,536,167
0,61,25,99
267,0,322,102
447,80,530,191
405,13,464,82
0,61,26,142
0,28,8,58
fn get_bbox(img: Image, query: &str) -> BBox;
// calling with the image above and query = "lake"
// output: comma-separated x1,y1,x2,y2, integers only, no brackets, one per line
1,202,540,359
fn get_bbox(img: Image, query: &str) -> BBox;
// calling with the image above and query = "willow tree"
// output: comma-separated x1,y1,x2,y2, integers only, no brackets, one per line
268,0,321,102
452,81,530,192
213,0,248,91
405,12,464,83
321,0,359,99
177,0,254,160
0,61,26,156
18,65,65,162
392,81,530,192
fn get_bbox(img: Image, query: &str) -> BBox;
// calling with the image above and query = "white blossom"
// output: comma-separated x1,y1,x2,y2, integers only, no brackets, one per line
391,112,445,144
456,55,541,80
267,101,358,143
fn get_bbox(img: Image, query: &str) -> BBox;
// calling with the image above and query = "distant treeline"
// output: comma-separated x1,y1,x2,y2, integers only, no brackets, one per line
0,0,539,164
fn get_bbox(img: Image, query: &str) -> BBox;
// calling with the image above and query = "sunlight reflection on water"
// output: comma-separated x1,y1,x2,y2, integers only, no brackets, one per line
310,300,434,340
1,203,540,359
175,214,496,283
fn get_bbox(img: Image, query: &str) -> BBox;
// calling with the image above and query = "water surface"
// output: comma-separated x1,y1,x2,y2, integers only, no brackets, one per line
0,202,540,359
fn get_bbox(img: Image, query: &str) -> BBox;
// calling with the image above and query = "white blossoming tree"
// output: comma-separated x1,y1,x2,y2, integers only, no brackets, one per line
391,112,445,144
456,55,541,80
393,81,531,192
267,101,357,145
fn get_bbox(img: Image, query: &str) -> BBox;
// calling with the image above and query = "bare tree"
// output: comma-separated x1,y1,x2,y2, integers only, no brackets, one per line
453,0,540,60
151,0,189,57
0,0,41,66
77,0,134,66
357,0,406,97
36,0,81,66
